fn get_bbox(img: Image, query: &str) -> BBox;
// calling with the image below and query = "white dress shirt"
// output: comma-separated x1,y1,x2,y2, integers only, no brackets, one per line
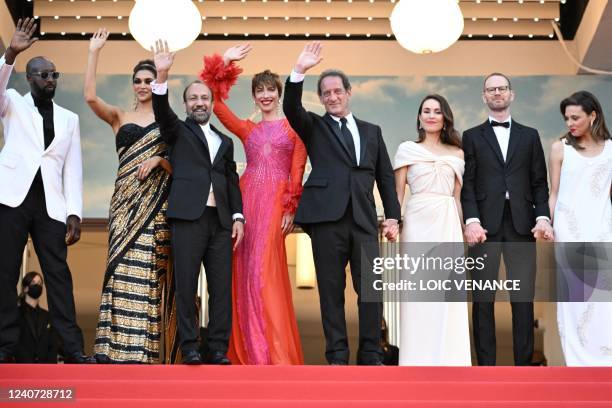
491,115,511,163
491,115,512,201
151,80,243,220
200,122,222,207
328,113,360,165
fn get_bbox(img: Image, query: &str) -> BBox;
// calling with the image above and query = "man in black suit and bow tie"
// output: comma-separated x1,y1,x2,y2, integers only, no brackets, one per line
151,40,244,365
461,72,553,366
283,42,401,365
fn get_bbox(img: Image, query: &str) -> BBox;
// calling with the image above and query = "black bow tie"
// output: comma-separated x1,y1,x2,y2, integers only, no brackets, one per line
490,120,510,128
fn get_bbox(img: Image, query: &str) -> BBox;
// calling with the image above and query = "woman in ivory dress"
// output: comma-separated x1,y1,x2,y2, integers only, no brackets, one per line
548,91,612,366
394,94,471,366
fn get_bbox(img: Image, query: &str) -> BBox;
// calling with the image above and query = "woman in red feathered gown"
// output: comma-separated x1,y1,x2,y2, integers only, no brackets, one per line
201,44,306,364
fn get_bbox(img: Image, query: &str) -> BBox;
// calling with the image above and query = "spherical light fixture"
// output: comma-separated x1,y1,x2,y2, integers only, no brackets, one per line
390,0,464,54
129,0,202,52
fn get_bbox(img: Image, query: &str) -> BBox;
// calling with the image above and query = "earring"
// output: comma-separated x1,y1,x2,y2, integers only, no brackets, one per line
590,119,595,128
133,95,138,111
418,122,423,130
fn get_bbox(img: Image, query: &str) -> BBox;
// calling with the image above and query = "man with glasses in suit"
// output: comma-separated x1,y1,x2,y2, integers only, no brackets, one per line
461,72,553,366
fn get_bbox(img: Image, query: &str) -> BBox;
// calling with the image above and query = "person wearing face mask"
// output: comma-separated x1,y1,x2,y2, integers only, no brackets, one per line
0,19,92,364
15,272,58,364
199,44,307,365
84,29,175,364
394,94,471,366
549,91,612,366
151,40,244,365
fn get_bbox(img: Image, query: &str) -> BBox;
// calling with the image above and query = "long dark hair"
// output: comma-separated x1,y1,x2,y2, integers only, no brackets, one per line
18,271,43,305
415,94,461,148
560,91,611,150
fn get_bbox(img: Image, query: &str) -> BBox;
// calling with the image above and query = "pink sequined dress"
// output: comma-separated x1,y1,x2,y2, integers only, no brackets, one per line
201,55,306,364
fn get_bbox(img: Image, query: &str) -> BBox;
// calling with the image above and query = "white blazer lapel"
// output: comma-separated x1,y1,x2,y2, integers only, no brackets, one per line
47,102,66,152
24,93,45,150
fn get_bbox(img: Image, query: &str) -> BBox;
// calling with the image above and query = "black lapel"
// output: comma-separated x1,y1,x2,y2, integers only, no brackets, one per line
480,120,505,166
185,118,210,157
323,113,353,161
211,124,230,166
354,116,368,166
505,121,521,168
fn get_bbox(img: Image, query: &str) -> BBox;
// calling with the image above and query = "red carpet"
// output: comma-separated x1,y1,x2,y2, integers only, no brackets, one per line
2,365,612,407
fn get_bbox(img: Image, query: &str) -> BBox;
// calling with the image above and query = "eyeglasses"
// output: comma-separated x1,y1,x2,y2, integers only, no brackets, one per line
133,78,154,85
484,86,510,94
30,71,60,80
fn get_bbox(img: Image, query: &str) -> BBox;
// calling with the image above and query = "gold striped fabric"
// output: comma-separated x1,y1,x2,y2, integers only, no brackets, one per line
94,126,173,364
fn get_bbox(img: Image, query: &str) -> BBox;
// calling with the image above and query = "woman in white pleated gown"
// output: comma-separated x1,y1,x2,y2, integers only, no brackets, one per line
549,91,612,366
394,94,471,366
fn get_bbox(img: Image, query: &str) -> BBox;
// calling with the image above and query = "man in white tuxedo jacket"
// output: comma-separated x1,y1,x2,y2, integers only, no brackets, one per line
0,19,92,364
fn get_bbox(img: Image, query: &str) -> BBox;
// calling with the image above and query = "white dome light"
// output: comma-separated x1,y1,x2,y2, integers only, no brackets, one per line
390,0,464,54
129,0,202,52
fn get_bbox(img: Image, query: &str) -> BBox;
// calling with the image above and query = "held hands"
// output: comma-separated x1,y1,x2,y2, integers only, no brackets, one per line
232,221,245,250
6,18,38,63
464,222,487,245
281,213,295,236
532,219,554,241
382,219,399,242
65,215,81,246
89,28,109,53
151,39,175,82
223,43,252,66
294,41,323,74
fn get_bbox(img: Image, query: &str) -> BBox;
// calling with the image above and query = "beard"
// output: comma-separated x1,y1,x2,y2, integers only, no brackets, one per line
36,85,56,100
487,99,510,112
188,109,211,124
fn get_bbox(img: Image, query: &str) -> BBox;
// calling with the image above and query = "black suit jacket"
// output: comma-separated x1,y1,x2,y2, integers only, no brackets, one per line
461,119,550,236
15,303,58,363
152,91,242,229
283,79,400,236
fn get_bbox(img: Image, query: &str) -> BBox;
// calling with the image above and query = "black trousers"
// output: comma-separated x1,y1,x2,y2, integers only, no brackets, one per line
170,207,232,354
469,201,536,366
0,173,84,357
306,205,382,364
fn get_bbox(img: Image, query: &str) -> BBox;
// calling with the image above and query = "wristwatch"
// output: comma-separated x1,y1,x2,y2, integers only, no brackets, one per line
234,217,246,224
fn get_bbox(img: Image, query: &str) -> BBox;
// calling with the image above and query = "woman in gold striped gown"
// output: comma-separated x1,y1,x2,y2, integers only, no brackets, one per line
85,28,177,363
